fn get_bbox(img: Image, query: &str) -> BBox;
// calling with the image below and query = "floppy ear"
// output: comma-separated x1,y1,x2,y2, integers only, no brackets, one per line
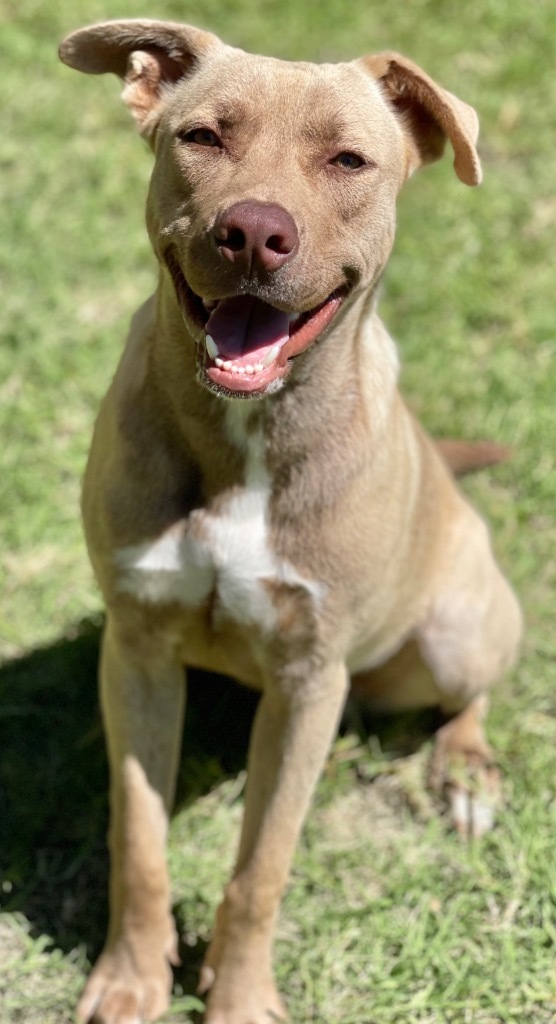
59,19,222,136
361,52,482,186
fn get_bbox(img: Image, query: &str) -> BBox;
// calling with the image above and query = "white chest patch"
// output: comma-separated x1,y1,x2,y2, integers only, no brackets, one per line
114,405,323,631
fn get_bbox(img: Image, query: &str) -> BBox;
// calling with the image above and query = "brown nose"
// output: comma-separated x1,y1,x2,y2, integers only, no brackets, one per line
213,201,299,273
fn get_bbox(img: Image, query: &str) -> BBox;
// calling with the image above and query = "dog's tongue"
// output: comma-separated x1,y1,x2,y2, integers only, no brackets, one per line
206,295,289,365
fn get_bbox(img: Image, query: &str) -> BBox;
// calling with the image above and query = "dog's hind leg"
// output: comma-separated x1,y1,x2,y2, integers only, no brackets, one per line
199,661,349,1024
417,511,522,838
351,510,521,839
77,613,185,1024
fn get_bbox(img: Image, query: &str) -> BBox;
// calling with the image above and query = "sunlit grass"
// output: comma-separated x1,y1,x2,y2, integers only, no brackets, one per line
1,1,554,1021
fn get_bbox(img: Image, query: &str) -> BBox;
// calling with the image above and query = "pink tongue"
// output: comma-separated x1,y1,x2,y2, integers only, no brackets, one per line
206,295,290,365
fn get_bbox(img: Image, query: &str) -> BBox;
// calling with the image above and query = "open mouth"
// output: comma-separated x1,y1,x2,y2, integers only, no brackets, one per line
165,249,348,396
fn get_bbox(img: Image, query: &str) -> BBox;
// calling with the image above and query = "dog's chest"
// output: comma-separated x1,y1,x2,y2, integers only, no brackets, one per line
114,415,321,631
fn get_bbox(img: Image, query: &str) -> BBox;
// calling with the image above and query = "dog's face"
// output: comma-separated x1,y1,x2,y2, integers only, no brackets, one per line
60,21,481,399
151,53,408,398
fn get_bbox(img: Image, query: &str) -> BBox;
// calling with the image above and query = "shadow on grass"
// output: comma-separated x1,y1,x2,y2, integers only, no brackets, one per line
0,618,259,966
0,619,438,992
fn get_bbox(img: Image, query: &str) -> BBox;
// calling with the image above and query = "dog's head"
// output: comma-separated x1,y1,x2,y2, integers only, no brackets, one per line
60,21,481,399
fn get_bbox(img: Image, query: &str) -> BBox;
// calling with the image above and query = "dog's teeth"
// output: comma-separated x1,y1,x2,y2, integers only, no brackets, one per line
261,345,280,368
288,312,302,324
245,364,254,374
205,334,219,360
231,365,240,374
254,363,264,373
215,357,224,368
223,360,232,371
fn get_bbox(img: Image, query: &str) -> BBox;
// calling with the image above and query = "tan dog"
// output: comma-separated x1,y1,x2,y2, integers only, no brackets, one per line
59,21,522,1024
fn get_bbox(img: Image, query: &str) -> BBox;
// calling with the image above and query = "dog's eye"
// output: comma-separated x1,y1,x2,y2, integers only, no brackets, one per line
331,152,365,171
180,128,221,148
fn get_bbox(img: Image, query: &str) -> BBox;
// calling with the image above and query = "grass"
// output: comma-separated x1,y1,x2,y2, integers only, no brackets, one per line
1,0,555,1021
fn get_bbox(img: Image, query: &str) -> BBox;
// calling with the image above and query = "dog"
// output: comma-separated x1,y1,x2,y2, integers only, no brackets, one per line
59,20,522,1024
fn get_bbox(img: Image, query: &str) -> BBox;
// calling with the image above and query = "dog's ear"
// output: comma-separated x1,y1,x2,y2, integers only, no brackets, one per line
361,52,482,186
59,20,222,137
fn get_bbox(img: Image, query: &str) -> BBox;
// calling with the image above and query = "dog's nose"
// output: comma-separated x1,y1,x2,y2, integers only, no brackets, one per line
213,201,299,273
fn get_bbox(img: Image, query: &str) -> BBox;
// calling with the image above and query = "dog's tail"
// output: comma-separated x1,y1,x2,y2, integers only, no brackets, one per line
436,438,511,477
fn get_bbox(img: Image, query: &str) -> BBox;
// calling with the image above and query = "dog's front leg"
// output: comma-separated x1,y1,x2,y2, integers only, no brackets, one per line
200,661,348,1024
78,614,185,1024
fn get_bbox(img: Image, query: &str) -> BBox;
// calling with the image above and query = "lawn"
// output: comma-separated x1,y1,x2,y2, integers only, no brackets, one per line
1,0,555,1022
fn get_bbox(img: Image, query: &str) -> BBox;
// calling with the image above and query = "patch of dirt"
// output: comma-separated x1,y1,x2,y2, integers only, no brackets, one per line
316,751,436,853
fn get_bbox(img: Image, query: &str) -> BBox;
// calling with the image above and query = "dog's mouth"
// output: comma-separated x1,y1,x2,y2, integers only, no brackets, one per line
165,250,348,397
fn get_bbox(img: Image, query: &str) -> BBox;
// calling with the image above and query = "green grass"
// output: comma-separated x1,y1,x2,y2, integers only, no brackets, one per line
1,0,555,1021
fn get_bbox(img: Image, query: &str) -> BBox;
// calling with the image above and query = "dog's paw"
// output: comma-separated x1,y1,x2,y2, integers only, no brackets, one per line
429,736,500,839
199,957,287,1024
203,983,287,1024
77,938,175,1024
